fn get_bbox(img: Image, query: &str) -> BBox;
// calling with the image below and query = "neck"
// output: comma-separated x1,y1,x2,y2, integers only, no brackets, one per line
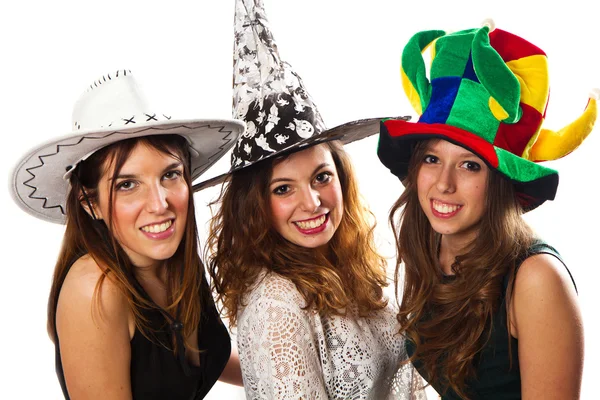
134,262,166,283
438,233,476,275
133,262,169,308
316,244,330,257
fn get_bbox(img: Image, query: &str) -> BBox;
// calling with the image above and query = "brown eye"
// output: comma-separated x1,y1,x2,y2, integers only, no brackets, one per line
314,172,332,184
462,161,481,171
423,155,438,164
163,170,182,180
116,180,137,191
273,185,290,195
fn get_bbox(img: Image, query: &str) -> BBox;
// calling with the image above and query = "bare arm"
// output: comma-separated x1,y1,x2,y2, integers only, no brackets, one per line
56,256,134,400
510,253,584,399
218,345,243,386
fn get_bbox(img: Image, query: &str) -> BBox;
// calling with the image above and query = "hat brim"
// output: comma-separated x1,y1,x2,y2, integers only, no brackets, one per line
192,115,411,192
377,119,559,212
11,118,245,224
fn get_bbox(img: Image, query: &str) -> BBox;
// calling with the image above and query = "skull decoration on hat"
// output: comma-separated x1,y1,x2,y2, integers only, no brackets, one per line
193,0,408,191
202,0,425,398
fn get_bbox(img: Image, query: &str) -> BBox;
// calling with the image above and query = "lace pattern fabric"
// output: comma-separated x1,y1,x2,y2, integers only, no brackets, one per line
237,272,426,399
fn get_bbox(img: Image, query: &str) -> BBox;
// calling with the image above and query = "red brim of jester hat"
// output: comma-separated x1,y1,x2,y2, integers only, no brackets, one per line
378,21,598,212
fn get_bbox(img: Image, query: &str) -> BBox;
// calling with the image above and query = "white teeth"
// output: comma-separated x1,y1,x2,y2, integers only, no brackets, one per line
433,200,460,214
141,220,172,233
295,215,326,230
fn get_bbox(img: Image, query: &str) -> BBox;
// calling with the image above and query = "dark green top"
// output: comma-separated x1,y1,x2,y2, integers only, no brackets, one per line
406,241,575,399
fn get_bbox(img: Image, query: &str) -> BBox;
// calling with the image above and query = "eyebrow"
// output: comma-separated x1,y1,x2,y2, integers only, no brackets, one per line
109,162,183,181
270,162,331,185
426,147,481,160
457,151,480,159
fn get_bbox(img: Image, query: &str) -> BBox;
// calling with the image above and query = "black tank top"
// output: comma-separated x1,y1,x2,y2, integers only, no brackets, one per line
54,272,231,400
406,241,575,399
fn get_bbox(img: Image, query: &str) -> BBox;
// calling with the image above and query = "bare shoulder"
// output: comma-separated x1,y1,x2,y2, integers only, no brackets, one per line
57,254,132,337
514,253,576,297
511,252,580,337
511,254,584,398
56,254,134,398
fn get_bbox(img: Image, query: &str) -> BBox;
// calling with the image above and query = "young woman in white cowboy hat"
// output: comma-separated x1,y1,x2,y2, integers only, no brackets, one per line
201,1,425,398
378,22,597,399
10,70,245,399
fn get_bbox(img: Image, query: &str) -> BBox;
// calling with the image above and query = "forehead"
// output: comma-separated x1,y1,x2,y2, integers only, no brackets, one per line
103,141,180,176
425,139,480,159
271,144,334,176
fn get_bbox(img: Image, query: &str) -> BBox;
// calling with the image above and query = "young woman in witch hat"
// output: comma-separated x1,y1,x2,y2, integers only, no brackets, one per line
377,20,597,399
200,0,425,398
10,70,245,399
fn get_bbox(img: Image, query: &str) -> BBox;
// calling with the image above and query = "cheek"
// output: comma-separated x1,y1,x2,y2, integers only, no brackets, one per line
269,197,293,226
111,198,144,233
470,179,487,201
330,182,344,211
466,181,487,216
170,186,190,215
416,172,430,200
475,186,487,210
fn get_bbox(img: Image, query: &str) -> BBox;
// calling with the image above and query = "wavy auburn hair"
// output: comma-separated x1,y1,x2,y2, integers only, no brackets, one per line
48,135,206,352
207,141,388,326
391,139,533,399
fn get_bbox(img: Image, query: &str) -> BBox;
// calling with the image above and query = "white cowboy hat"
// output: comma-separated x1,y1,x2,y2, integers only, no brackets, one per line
10,70,245,224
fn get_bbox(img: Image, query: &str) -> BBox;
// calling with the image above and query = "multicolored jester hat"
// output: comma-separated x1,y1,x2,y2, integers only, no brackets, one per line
378,20,597,211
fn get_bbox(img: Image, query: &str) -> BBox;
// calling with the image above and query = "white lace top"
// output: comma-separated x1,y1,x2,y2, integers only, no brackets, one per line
237,271,425,399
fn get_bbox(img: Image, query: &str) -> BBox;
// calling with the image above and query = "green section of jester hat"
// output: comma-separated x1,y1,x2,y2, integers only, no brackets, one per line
378,19,598,212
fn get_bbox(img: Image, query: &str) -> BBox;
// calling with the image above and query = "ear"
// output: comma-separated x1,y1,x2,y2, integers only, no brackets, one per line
79,190,103,220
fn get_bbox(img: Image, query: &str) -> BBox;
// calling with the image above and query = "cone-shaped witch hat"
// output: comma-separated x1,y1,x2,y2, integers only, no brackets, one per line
193,0,408,190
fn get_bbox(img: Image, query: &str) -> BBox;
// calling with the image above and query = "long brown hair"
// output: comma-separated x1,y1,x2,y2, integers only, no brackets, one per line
391,139,533,399
48,134,206,351
207,141,388,326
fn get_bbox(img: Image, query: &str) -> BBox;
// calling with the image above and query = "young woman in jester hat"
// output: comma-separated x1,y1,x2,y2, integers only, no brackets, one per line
9,71,246,399
377,21,597,399
201,0,425,398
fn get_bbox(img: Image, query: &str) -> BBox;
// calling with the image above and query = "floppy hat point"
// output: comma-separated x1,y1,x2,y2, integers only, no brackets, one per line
378,23,597,211
480,18,496,32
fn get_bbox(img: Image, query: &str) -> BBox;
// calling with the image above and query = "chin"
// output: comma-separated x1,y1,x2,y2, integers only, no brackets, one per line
296,241,327,249
149,248,180,261
295,234,335,249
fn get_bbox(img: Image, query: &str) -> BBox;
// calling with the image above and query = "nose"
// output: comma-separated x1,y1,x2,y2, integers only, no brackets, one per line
299,186,321,213
146,183,169,214
435,165,456,194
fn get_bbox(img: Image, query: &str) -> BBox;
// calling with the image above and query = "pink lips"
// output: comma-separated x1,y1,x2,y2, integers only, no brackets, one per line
430,200,462,219
293,214,329,235
139,219,176,240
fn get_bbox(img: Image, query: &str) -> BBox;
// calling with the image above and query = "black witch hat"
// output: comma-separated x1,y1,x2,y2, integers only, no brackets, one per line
193,0,408,191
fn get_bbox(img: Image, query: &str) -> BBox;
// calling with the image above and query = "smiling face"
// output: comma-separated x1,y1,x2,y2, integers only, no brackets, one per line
268,143,344,249
416,140,489,246
94,142,189,268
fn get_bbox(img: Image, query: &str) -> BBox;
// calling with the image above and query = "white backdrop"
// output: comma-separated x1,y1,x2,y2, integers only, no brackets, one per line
1,1,598,399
